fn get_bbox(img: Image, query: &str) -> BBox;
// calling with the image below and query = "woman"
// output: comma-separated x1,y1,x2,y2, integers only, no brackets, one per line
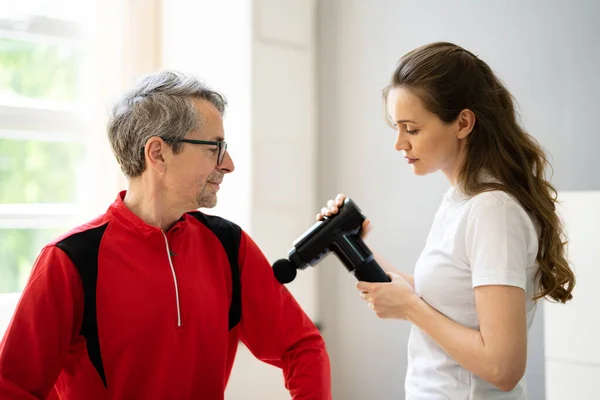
318,42,575,399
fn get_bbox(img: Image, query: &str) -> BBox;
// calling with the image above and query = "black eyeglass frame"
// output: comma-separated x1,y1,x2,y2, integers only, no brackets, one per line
162,137,228,165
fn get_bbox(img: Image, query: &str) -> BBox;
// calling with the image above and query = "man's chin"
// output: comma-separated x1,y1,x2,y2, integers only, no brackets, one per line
196,194,218,209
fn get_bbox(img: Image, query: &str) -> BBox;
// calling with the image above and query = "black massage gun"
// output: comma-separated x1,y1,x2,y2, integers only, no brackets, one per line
272,198,391,284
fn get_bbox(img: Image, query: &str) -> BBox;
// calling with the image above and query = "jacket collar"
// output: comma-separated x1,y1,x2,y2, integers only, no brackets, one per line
107,191,188,238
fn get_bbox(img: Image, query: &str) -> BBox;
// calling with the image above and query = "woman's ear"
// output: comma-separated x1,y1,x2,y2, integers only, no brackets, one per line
456,109,476,139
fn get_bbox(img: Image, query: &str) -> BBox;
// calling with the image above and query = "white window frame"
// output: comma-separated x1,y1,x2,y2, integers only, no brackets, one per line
0,13,86,335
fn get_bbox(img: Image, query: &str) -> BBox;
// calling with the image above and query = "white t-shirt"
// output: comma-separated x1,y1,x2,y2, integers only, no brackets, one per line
405,186,540,400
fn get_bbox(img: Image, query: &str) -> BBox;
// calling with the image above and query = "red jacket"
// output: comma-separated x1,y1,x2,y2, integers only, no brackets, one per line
0,192,331,399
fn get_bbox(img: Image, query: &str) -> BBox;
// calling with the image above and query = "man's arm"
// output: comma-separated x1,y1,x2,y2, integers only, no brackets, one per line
0,245,83,399
237,232,331,400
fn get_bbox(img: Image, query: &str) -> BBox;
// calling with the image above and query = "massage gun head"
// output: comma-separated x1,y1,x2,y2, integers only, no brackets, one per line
272,259,297,284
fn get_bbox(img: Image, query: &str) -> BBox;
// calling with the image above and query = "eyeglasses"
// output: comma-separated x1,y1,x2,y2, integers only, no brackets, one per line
162,137,228,165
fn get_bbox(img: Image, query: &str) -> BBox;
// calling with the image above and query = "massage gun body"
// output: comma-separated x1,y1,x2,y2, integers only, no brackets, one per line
281,198,390,283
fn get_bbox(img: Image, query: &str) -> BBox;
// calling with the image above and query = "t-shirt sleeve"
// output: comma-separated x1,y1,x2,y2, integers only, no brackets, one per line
465,193,538,289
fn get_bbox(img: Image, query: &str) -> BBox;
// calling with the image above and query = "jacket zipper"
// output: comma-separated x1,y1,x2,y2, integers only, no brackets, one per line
161,231,182,327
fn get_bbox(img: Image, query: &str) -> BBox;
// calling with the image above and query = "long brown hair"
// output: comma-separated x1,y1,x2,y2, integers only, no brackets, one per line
385,42,575,302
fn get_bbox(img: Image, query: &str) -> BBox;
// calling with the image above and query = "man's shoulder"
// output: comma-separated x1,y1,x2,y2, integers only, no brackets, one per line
48,213,111,249
186,211,242,237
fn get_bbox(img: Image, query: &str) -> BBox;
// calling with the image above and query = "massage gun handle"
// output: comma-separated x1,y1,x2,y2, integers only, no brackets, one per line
353,258,391,283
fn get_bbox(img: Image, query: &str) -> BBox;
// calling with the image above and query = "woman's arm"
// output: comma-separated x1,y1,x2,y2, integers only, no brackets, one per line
371,250,414,288
407,285,527,392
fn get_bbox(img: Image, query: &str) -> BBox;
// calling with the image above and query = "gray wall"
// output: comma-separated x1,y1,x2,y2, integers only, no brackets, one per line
316,1,600,399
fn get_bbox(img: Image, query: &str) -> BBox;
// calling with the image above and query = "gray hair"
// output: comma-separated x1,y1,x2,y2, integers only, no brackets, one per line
107,70,227,178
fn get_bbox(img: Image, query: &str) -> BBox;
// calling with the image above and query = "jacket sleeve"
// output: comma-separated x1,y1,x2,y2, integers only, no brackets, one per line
237,231,332,400
0,245,83,399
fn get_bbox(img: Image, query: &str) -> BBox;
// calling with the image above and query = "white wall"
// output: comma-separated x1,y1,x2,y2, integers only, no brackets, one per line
545,191,600,400
317,1,600,399
250,0,319,327
161,0,252,231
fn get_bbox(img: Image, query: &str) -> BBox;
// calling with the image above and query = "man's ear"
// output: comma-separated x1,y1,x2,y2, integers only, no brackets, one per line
144,137,169,173
456,109,476,140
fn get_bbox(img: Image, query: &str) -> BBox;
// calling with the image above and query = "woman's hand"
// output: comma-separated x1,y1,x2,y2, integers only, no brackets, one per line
316,193,415,288
356,272,420,319
316,193,371,239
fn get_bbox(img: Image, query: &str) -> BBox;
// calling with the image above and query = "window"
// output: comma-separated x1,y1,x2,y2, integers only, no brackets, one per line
0,1,89,335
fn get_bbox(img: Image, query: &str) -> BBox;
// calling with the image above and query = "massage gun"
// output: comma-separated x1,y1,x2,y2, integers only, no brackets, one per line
272,198,391,284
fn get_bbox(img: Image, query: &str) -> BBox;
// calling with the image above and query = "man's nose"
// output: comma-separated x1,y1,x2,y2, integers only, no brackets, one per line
219,150,235,173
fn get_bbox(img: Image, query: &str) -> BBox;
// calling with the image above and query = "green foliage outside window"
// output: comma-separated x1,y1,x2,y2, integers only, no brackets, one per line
0,37,82,102
0,138,83,204
0,229,65,293
0,35,84,293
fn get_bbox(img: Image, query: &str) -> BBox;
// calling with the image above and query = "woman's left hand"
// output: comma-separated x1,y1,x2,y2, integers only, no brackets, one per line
357,273,420,320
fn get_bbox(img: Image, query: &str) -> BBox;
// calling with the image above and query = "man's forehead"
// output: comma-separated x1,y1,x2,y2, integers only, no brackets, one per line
187,128,225,142
190,99,225,140
192,98,221,115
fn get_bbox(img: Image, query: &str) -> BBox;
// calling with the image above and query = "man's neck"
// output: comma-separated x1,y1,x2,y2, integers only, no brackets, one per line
123,180,183,232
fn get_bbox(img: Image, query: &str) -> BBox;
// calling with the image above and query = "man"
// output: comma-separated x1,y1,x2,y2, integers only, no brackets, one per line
0,71,331,399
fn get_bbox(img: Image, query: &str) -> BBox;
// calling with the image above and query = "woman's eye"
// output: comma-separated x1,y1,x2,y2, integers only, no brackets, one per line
406,129,419,135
